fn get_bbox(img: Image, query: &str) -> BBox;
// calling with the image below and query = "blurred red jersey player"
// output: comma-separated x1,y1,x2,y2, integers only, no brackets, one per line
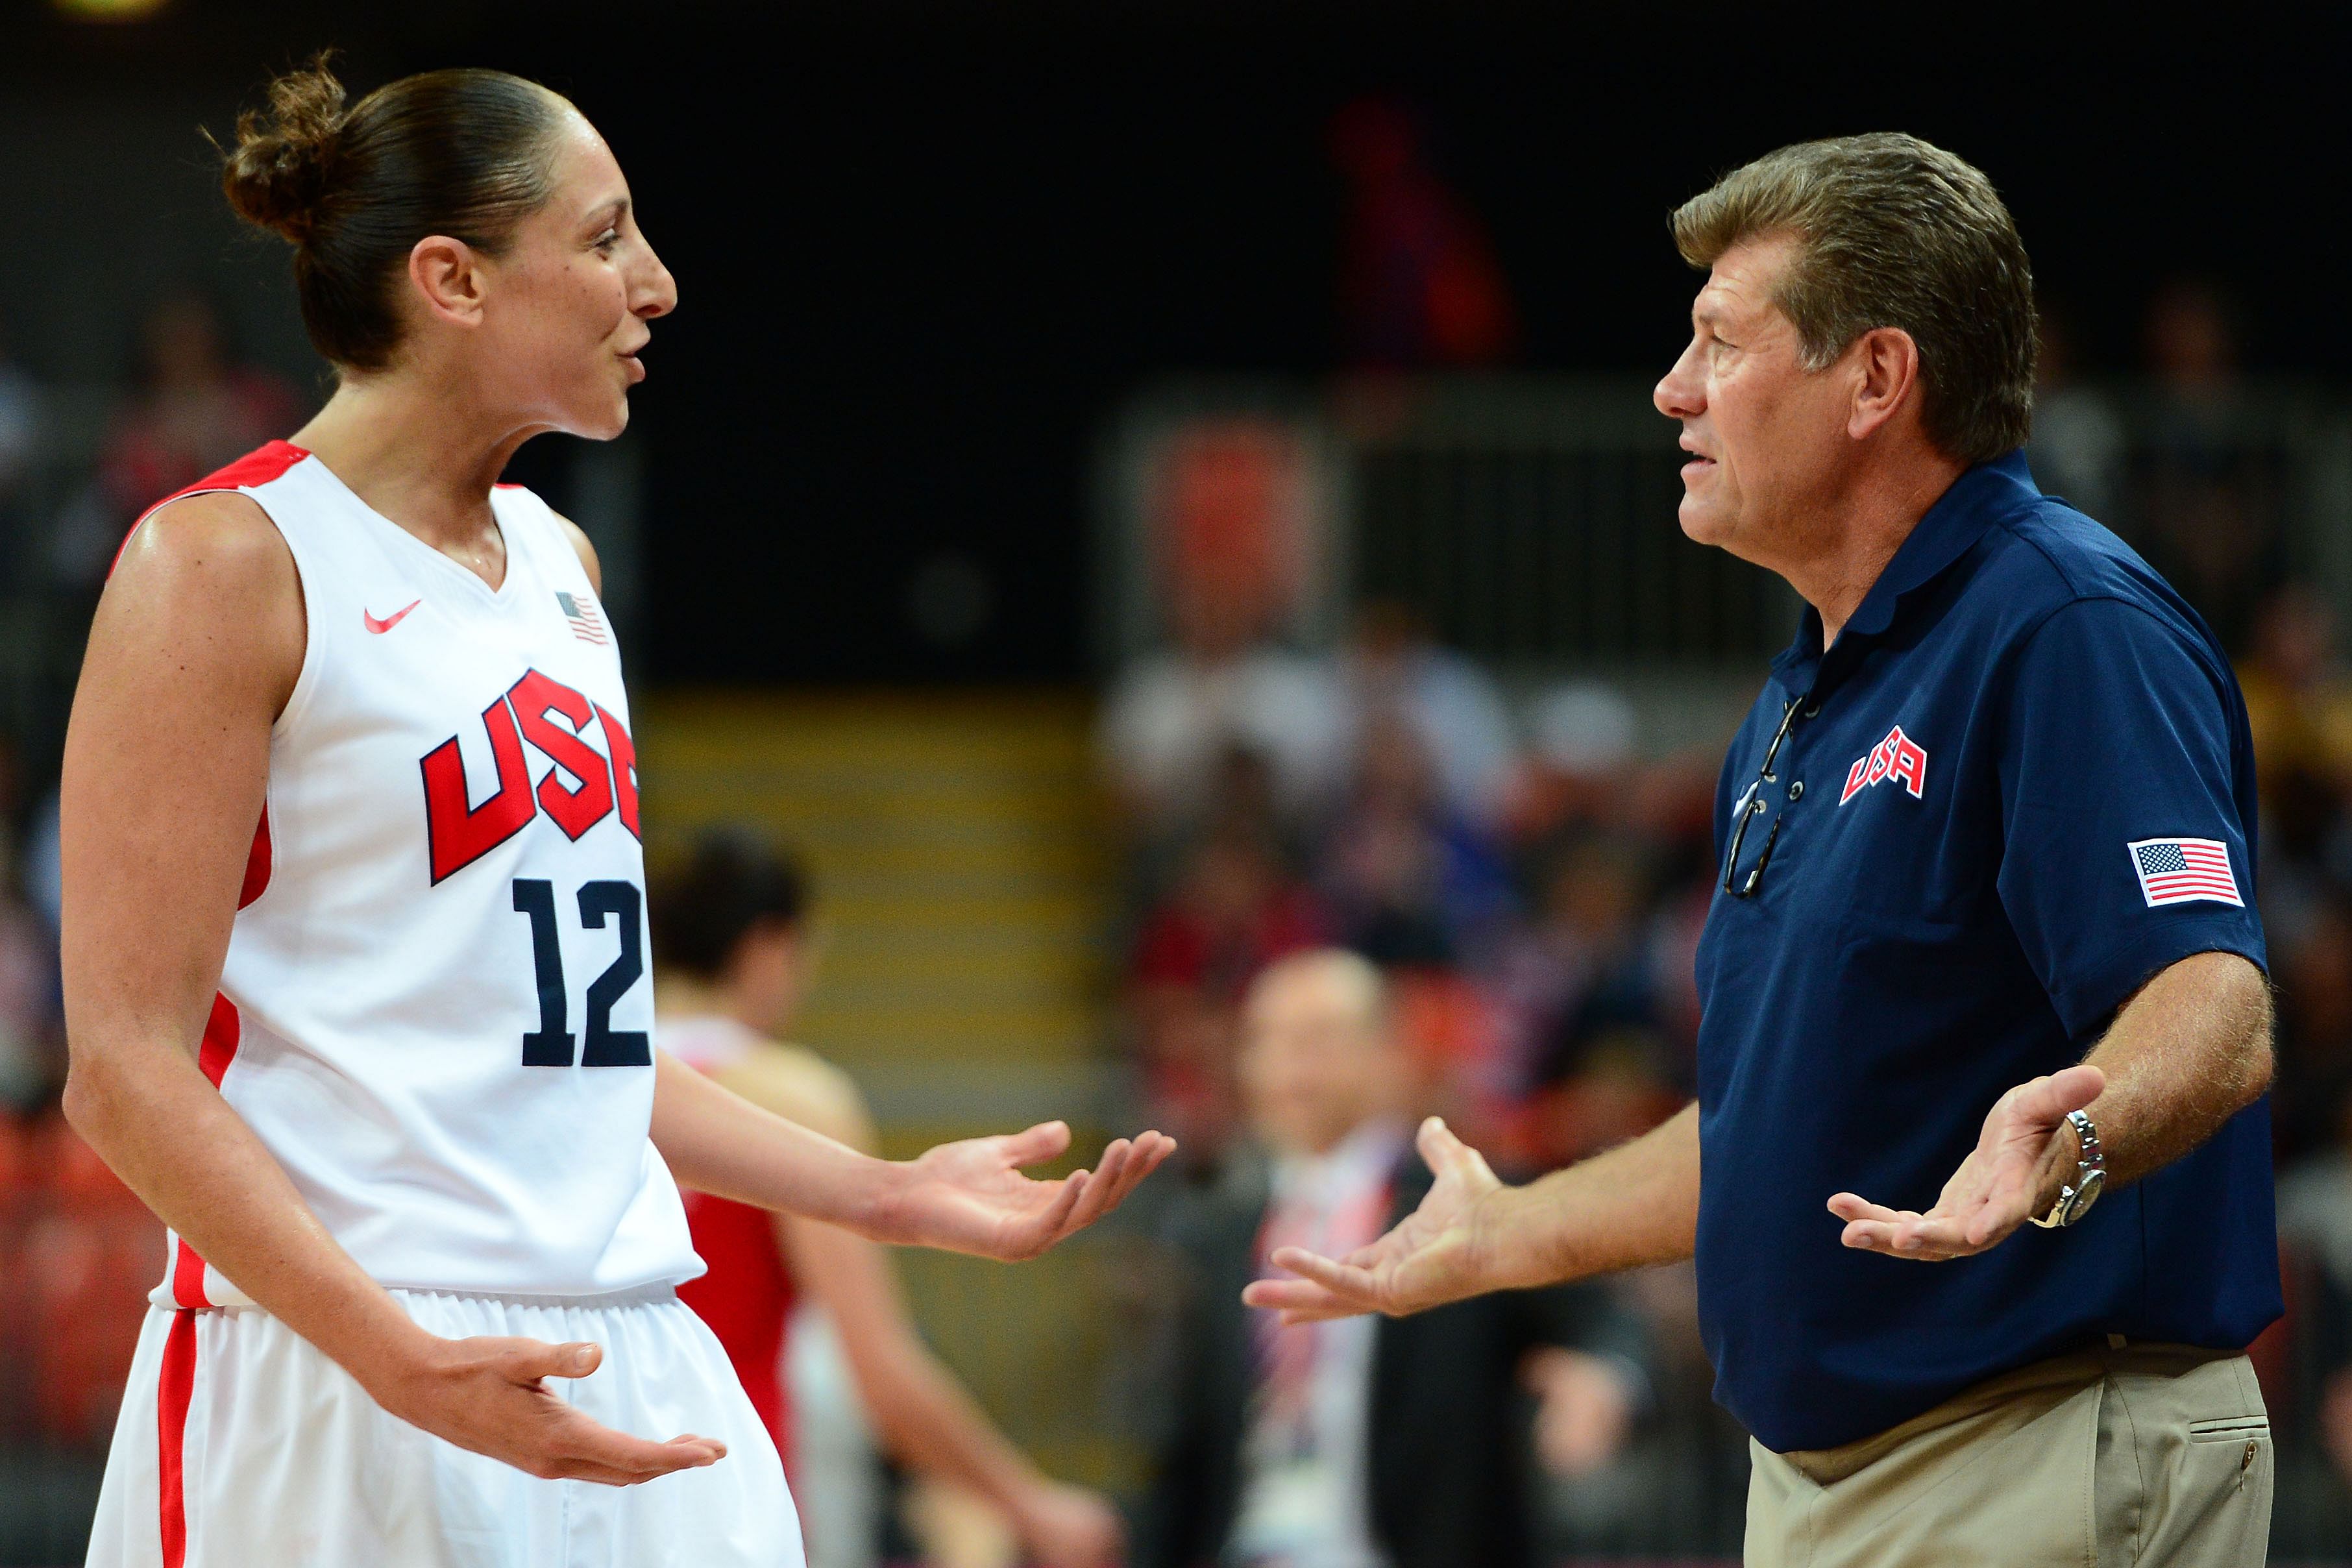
654,830,1127,1568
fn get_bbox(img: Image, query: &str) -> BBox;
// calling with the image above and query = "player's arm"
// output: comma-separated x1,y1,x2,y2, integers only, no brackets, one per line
718,1054,1123,1567
60,496,720,1486
649,1050,1171,1261
1245,1107,1700,1323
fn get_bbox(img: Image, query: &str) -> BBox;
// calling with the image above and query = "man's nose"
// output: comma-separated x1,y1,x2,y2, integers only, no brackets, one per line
1654,341,1704,420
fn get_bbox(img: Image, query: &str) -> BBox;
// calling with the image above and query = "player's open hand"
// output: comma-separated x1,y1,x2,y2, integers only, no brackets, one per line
1828,1063,2105,1261
1242,1116,1510,1325
890,1121,1176,1261
369,1334,726,1485
1011,1477,1128,1568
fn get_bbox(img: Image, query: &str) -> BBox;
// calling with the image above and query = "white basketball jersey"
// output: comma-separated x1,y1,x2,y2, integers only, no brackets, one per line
134,441,702,1308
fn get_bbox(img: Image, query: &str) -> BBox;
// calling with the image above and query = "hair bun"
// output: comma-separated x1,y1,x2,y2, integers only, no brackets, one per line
219,55,348,246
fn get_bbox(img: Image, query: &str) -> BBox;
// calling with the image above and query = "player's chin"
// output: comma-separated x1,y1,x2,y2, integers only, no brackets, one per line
562,391,632,443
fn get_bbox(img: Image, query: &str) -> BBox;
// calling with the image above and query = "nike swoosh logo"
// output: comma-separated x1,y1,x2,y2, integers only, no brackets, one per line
364,600,422,635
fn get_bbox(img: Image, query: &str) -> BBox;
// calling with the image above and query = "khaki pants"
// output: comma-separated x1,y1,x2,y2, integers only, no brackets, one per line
1745,1341,2272,1567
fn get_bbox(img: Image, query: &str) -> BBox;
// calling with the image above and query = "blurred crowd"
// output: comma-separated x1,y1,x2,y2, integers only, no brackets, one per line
0,292,306,1536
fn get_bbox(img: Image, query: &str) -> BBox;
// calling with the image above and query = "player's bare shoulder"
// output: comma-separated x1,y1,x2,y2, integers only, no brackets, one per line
545,507,604,597
97,490,306,711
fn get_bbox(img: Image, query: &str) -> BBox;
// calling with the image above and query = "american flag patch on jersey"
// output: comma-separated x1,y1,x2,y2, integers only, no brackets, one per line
555,591,609,646
2128,837,2242,908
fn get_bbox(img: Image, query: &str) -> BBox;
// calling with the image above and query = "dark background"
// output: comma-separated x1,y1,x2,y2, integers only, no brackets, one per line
3,1,2330,684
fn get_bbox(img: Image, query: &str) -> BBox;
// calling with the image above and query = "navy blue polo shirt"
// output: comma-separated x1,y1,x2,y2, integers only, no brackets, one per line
1693,450,2281,1454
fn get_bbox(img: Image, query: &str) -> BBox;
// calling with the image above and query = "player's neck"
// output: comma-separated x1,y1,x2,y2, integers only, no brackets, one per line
653,974,781,1038
291,371,543,552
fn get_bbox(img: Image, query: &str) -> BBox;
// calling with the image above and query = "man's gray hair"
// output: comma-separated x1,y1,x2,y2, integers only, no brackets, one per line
1671,133,2037,465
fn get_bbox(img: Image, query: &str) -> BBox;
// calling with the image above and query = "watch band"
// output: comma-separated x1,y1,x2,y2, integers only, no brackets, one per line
2029,1109,2105,1229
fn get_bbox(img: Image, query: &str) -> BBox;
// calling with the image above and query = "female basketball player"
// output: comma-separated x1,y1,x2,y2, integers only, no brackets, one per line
58,59,1171,1567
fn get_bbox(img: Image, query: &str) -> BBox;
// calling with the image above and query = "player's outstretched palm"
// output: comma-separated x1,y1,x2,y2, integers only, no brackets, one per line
896,1120,1175,1261
1242,1116,1507,1324
1828,1063,2105,1261
374,1336,725,1486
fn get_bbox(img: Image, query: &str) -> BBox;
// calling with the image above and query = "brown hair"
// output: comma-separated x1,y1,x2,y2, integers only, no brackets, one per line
1671,133,2036,465
217,55,572,372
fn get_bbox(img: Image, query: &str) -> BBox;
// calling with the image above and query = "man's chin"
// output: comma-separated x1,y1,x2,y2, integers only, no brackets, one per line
1677,498,1733,546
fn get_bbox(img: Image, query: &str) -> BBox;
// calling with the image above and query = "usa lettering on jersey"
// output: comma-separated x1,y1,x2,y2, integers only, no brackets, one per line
421,668,641,883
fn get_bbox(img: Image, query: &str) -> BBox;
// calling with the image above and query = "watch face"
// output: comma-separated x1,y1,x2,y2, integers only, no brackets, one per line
2064,1168,2106,1225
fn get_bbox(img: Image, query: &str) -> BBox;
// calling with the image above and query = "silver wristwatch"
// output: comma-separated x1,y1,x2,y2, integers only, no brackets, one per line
2028,1109,2105,1229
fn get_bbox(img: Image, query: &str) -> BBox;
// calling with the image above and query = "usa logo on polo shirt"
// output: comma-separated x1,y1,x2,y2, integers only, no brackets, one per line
1841,725,1928,805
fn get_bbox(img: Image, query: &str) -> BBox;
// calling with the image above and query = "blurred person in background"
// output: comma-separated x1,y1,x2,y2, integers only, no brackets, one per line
1328,97,1517,371
0,313,43,569
1097,574,1341,846
1330,600,1517,829
0,735,60,1110
1316,711,1513,970
1497,831,1685,1168
49,291,300,593
653,829,1128,1568
1141,949,1647,1568
1501,681,1639,842
2135,277,2285,653
2023,302,2124,524
1129,751,1329,1172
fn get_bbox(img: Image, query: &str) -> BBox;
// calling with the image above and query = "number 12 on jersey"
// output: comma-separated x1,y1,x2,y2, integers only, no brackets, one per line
511,877,652,1066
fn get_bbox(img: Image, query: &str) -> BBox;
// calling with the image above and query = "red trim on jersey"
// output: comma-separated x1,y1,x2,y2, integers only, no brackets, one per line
169,996,243,1309
492,482,526,490
157,1309,199,1568
238,810,273,910
110,439,312,578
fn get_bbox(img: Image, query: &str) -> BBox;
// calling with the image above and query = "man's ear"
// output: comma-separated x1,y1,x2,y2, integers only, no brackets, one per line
1847,326,1923,442
408,234,488,330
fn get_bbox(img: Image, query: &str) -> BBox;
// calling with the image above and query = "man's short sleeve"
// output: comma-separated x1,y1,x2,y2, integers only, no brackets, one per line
1998,596,2266,1037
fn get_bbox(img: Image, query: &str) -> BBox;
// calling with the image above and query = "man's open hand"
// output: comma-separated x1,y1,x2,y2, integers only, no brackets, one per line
1828,1064,2105,1261
1242,1116,1509,1324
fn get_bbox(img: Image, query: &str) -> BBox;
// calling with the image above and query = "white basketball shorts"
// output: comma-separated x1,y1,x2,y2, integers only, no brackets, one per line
84,1285,804,1568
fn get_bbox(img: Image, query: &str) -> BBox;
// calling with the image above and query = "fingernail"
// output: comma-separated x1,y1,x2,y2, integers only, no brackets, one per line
571,1346,595,1372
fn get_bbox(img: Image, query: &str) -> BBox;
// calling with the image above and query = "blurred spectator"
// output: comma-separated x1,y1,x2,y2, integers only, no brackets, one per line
1098,580,1341,838
650,829,1126,1568
1332,600,1517,827
2026,304,2124,521
20,785,61,933
0,317,43,569
1140,951,1648,1568
2239,586,2352,820
0,738,59,1110
48,291,300,591
1131,792,1329,1166
1316,711,1513,968
1502,680,1639,843
2134,277,2285,652
1329,97,1517,370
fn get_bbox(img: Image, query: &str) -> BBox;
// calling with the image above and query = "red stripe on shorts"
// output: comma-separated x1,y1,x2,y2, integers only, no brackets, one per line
169,996,244,1309
157,1309,199,1568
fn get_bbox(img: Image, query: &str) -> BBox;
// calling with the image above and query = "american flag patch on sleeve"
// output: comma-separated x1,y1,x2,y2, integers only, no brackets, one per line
2127,837,2242,908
